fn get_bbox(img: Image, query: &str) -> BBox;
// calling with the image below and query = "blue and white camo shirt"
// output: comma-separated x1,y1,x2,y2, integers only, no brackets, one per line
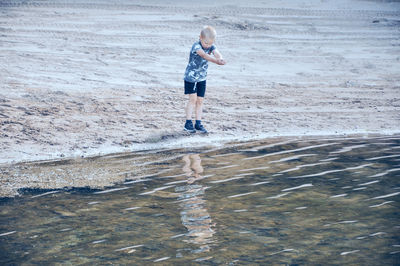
183,40,216,83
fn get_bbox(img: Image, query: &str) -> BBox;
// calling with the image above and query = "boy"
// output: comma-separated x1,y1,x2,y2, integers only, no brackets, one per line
183,25,226,133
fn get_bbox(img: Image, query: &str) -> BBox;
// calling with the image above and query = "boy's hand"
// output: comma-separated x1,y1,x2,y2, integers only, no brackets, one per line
217,59,226,65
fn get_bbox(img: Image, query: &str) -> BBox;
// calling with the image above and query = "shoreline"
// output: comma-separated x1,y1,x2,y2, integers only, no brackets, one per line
1,132,399,198
1,130,399,166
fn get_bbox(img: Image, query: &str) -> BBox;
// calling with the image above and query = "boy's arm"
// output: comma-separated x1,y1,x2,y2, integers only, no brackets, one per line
213,49,223,60
196,49,226,65
213,49,226,65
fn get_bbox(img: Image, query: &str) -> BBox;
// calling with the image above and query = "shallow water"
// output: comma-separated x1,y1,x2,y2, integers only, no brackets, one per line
1,135,399,265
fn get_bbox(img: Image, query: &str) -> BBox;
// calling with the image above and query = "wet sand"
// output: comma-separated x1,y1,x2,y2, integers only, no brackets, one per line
0,0,400,165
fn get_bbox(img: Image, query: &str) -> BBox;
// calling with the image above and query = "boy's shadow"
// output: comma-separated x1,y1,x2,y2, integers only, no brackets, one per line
145,130,209,144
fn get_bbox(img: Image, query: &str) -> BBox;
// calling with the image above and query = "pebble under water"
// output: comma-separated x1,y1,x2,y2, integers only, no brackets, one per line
0,135,399,265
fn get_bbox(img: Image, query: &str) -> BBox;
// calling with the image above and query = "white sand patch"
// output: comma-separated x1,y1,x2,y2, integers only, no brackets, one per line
0,0,399,164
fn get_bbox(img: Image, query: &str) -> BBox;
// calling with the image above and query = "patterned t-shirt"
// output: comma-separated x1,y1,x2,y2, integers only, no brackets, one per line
183,40,216,83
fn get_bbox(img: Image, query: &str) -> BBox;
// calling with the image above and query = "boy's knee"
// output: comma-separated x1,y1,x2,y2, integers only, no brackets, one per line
196,97,204,105
188,95,197,105
189,98,197,105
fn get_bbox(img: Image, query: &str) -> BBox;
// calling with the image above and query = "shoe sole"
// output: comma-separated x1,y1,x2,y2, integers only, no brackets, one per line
184,128,196,133
195,127,207,134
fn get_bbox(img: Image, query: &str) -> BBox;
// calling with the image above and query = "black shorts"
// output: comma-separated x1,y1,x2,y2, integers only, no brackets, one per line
184,80,206,97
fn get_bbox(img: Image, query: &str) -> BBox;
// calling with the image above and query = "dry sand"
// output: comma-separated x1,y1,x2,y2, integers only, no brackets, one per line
1,0,400,165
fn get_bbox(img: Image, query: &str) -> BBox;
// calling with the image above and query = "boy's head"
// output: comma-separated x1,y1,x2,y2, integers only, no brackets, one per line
199,26,216,49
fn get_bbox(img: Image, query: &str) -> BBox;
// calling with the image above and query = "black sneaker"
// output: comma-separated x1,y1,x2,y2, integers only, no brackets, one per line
184,120,196,133
195,123,208,134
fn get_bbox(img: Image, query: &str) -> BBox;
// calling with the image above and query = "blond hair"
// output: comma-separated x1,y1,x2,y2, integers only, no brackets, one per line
200,26,216,40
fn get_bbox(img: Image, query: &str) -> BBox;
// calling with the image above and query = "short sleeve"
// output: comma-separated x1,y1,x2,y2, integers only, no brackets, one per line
210,45,216,53
191,43,202,54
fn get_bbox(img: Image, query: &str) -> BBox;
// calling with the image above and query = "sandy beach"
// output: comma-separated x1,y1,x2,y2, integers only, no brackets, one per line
1,0,400,165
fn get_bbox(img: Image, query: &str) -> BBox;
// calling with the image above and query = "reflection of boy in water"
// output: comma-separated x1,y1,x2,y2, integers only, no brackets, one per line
176,154,215,253
182,154,203,183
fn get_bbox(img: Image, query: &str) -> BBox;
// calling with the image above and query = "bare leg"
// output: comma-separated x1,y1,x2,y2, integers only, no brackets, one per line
186,94,197,120
182,155,192,176
195,96,204,121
